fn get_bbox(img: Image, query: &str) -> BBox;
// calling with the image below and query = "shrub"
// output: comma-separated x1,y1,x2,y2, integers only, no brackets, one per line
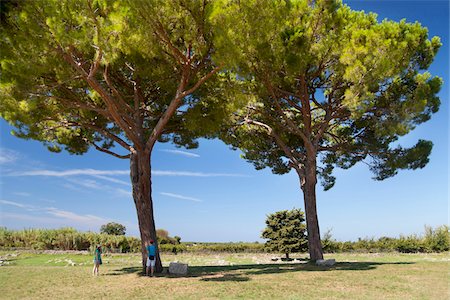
262,209,308,258
424,225,449,252
100,222,126,235
1,225,448,254
159,244,187,254
396,235,424,253
182,242,264,253
321,229,340,253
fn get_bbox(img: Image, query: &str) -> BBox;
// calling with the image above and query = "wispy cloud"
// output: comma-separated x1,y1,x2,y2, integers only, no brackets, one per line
0,199,29,208
1,212,60,224
0,148,19,164
160,149,200,158
12,169,129,177
66,178,102,189
9,169,130,191
61,183,83,192
1,199,40,212
115,188,131,198
10,168,248,178
91,175,131,186
12,192,31,197
160,192,202,202
0,199,109,228
45,207,107,223
152,170,248,177
1,212,108,230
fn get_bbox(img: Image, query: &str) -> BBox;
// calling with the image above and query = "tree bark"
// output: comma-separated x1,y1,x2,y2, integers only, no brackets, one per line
130,148,163,273
299,155,324,261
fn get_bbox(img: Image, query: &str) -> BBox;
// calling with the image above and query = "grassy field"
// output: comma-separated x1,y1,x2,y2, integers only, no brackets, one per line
0,251,448,299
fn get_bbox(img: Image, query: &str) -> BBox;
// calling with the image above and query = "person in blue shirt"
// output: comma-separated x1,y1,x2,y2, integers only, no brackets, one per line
93,245,102,276
146,240,156,277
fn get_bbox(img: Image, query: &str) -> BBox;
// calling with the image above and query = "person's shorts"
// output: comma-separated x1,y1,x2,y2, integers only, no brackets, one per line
146,257,155,267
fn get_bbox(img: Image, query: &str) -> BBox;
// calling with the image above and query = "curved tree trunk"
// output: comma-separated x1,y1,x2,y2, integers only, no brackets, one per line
130,149,163,273
299,156,324,261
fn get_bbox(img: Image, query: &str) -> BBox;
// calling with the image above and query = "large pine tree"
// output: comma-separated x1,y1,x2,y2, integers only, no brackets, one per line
0,0,226,272
212,0,442,260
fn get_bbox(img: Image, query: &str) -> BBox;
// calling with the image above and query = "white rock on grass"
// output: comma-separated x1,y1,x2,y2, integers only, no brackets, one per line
168,262,188,275
64,259,76,266
316,259,336,267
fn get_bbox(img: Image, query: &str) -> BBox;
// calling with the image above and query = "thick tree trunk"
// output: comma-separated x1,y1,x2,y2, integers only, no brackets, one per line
299,156,324,261
130,149,163,273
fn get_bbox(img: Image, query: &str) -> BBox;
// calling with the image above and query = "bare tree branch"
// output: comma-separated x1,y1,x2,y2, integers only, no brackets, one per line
265,80,310,144
56,46,141,148
88,49,102,79
152,20,187,65
60,120,132,151
146,64,223,151
244,118,305,168
89,140,131,159
298,75,313,140
179,64,222,98
103,64,134,115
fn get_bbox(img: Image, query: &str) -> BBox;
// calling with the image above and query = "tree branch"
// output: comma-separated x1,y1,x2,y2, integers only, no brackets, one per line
152,20,187,65
146,64,223,151
44,94,111,120
265,80,309,144
274,87,304,112
62,121,132,151
56,46,141,148
299,74,312,139
244,118,305,166
179,64,222,98
89,140,131,159
88,49,102,79
103,64,134,115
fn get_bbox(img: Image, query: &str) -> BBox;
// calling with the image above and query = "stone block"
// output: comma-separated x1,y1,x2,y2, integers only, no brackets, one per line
169,262,188,275
316,259,336,267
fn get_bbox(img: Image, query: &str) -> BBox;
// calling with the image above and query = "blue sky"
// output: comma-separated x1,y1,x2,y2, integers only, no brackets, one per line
0,0,448,242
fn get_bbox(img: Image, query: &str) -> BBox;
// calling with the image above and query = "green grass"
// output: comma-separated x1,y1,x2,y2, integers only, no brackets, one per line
0,251,448,299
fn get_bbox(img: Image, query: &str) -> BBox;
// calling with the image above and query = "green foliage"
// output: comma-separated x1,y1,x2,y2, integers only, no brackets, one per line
0,226,447,254
0,227,140,253
214,0,442,189
159,243,187,254
321,229,341,253
261,209,308,257
0,0,231,265
0,0,227,156
395,235,424,253
182,242,264,253
100,222,126,235
0,227,264,253
423,225,449,252
320,225,449,253
156,229,181,245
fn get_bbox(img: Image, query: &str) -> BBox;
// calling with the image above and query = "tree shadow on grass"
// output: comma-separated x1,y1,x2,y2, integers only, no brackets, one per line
200,274,251,282
107,266,144,276
106,261,414,282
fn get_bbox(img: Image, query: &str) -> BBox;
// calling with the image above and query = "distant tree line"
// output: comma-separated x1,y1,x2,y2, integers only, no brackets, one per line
321,225,449,253
0,227,181,253
261,208,449,256
0,226,447,254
